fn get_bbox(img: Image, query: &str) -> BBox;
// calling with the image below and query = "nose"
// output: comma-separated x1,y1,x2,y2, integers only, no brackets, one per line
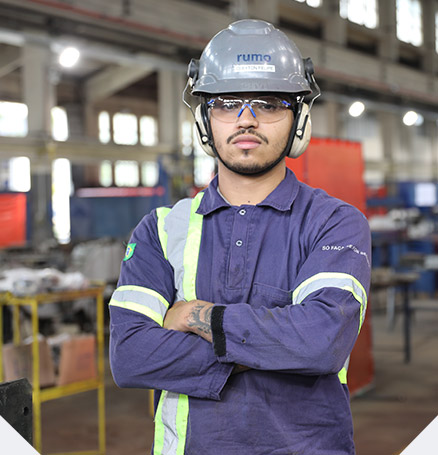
235,104,259,128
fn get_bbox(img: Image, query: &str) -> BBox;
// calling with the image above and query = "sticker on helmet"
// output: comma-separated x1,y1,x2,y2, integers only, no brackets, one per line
233,64,275,72
123,243,136,261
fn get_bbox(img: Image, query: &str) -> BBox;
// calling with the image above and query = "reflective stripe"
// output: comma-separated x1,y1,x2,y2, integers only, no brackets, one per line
183,193,204,301
292,273,367,385
338,356,350,384
292,272,368,330
154,192,204,455
109,285,169,326
338,366,347,384
157,207,171,259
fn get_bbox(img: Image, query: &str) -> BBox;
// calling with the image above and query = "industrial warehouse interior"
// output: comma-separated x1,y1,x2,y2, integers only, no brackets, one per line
0,0,437,454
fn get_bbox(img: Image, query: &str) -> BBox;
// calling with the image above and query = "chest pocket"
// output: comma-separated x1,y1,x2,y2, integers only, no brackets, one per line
252,282,293,309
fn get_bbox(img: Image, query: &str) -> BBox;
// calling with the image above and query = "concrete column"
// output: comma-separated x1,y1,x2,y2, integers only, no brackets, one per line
425,119,438,180
325,100,342,138
422,0,437,74
322,0,347,46
158,69,185,149
378,111,404,188
249,0,279,24
22,39,56,138
22,37,56,244
229,0,248,21
378,0,399,62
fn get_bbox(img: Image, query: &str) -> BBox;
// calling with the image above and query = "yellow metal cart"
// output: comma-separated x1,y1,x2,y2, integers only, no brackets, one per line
0,286,106,455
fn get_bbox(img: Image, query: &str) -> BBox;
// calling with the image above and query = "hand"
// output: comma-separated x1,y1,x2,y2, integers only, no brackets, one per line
164,299,214,343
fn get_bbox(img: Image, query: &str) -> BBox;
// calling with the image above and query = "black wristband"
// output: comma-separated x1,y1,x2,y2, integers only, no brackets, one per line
211,305,226,357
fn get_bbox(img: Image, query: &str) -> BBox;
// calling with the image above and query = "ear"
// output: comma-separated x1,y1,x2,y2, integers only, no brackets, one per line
289,103,311,158
194,104,216,157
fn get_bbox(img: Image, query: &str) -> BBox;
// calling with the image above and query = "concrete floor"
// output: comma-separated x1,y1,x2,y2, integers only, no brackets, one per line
40,304,438,455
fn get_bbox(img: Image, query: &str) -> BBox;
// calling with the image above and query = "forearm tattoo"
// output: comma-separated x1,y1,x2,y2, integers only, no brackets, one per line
187,304,213,339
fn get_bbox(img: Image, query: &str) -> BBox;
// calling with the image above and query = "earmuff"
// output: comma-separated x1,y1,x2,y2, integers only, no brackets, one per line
194,103,216,157
288,103,311,158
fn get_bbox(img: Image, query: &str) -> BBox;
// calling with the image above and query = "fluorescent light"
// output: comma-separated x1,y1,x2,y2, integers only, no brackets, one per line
59,47,80,68
348,101,365,117
403,110,423,126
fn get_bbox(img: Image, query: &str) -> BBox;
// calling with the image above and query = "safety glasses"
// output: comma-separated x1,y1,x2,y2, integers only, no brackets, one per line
207,95,293,123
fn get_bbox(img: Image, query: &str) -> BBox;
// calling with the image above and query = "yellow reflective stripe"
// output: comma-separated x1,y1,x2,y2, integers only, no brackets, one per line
175,394,189,455
157,207,171,260
153,391,165,455
338,367,347,384
153,194,204,454
292,272,367,330
109,285,170,327
109,300,165,326
182,192,204,301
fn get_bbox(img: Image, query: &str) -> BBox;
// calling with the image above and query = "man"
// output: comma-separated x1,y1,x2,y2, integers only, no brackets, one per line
109,19,371,455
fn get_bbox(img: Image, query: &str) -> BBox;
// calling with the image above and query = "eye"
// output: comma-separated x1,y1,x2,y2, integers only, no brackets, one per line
216,98,240,112
256,98,282,112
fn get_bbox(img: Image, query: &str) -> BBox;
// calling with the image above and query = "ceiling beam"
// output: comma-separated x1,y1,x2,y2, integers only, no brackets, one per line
85,65,154,104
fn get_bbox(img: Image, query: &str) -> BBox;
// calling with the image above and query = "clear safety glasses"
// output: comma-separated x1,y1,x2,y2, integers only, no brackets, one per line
207,95,293,123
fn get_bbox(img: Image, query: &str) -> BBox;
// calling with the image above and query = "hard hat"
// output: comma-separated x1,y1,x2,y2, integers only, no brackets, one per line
191,19,311,95
184,19,320,161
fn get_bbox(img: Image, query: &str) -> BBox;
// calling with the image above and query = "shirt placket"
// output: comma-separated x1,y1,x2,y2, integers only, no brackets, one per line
227,206,252,289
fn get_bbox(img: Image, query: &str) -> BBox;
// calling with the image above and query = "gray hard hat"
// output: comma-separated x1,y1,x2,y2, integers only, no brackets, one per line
191,19,311,95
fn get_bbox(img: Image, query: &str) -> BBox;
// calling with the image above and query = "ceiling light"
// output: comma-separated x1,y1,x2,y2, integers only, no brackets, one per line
59,47,80,68
403,110,423,126
348,101,365,117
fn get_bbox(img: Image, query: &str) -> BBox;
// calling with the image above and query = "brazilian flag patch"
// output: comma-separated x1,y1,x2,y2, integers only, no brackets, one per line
123,243,136,261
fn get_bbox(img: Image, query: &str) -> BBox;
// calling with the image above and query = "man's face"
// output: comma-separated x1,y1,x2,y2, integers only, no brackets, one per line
209,93,294,175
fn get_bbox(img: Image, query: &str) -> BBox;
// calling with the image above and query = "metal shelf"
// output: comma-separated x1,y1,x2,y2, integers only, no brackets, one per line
0,286,106,455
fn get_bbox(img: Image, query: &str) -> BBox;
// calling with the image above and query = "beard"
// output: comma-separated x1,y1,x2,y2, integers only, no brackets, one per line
215,128,290,176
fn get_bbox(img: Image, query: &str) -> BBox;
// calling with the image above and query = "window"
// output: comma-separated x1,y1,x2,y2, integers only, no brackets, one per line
0,102,27,137
140,116,158,146
99,160,113,187
340,0,378,28
141,161,159,187
396,0,423,46
113,113,138,145
52,158,72,244
52,107,69,141
9,157,31,192
114,160,139,187
99,111,111,144
294,0,322,7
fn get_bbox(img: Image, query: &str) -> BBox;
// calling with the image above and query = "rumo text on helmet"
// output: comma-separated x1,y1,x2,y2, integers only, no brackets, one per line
237,54,272,63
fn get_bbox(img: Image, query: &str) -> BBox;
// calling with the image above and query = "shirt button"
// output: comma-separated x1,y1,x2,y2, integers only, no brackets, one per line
239,209,246,216
235,240,243,247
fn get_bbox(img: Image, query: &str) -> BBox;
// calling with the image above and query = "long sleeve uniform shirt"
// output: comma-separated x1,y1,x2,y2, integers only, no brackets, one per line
109,169,371,455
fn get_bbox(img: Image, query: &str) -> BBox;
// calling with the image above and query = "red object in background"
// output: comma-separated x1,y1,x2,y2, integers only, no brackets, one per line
0,193,27,248
286,137,374,396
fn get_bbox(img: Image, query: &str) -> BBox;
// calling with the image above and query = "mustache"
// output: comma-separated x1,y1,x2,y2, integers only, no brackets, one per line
226,128,269,145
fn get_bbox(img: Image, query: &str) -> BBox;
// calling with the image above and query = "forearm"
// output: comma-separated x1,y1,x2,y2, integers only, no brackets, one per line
110,306,233,399
211,288,361,375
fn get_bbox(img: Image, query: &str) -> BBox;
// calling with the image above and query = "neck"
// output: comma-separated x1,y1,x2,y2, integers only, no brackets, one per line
217,161,286,206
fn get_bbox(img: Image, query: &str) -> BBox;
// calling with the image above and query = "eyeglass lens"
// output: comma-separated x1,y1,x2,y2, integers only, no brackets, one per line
208,96,291,123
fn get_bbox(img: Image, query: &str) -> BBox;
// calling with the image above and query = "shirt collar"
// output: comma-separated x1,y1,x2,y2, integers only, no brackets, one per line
197,168,300,215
